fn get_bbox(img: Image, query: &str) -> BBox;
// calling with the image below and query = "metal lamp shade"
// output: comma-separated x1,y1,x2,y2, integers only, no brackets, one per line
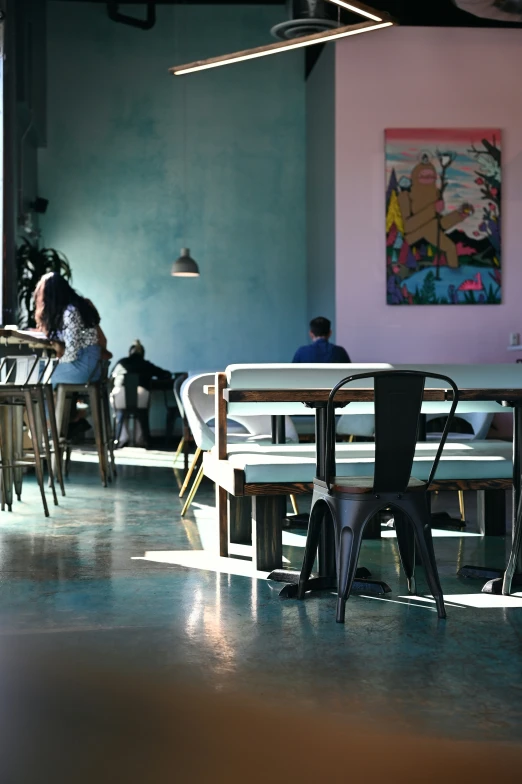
171,248,200,277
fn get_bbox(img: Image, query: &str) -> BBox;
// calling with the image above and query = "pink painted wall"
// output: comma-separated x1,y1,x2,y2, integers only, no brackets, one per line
335,27,522,363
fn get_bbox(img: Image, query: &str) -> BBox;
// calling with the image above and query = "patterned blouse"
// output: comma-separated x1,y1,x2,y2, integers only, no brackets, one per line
58,306,98,363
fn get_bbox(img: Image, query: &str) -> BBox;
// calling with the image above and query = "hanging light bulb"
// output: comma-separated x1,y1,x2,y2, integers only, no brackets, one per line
171,247,200,277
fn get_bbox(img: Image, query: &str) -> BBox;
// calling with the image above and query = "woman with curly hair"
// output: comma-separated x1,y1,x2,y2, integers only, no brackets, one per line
34,272,109,386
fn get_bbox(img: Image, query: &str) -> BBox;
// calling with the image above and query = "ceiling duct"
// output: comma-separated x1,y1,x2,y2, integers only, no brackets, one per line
271,0,339,40
453,0,522,21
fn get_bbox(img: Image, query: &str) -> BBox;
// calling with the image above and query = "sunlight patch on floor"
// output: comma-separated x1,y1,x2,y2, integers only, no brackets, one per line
132,550,271,579
399,593,522,609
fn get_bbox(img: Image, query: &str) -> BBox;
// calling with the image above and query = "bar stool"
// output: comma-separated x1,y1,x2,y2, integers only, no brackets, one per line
54,362,115,488
0,356,59,516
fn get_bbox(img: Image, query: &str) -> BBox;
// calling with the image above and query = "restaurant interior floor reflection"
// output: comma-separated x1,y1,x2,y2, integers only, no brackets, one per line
1,458,521,743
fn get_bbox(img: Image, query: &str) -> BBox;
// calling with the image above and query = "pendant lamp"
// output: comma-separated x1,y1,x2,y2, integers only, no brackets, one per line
172,247,200,277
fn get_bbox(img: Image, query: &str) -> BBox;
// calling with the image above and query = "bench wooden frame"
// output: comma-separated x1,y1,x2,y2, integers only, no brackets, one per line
209,372,511,571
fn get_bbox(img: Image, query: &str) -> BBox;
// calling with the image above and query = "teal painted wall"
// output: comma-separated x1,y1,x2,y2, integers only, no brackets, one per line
39,2,306,371
306,44,335,337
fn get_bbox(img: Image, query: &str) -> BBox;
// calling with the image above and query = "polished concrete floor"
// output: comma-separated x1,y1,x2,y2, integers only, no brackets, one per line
1,451,522,744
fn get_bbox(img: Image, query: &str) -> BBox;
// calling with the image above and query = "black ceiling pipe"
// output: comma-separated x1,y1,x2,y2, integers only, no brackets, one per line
106,2,156,30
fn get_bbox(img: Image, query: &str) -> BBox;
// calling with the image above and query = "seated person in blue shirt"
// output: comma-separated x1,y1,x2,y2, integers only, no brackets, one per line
293,317,351,363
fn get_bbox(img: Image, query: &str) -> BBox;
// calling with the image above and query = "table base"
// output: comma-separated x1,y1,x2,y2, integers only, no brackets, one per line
458,564,505,581
482,574,522,594
268,567,391,598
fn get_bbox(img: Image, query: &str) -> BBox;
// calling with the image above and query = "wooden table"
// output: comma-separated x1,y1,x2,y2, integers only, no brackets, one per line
213,384,522,596
0,328,53,352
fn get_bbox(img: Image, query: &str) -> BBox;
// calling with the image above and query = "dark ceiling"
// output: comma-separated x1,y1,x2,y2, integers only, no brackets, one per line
57,0,522,27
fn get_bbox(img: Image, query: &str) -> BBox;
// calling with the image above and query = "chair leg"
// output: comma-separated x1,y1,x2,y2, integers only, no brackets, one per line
45,386,65,497
290,494,299,515
458,490,466,522
394,509,416,593
183,419,190,471
181,464,204,517
88,386,108,487
101,385,116,481
408,502,446,619
53,385,68,480
0,405,14,511
297,502,325,599
179,447,202,498
12,406,24,502
24,390,49,517
336,523,365,624
503,493,522,595
36,388,58,506
173,437,185,466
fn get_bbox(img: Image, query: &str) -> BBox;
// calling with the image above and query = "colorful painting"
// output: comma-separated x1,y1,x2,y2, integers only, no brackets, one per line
385,129,501,305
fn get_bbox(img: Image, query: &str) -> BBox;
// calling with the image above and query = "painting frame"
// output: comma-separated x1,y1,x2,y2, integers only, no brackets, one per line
385,128,501,306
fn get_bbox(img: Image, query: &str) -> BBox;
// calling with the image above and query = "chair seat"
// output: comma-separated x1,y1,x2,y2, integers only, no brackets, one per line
323,476,426,494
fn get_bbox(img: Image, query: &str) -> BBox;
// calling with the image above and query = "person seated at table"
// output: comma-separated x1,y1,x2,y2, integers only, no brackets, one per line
292,317,351,363
111,340,171,449
35,272,107,386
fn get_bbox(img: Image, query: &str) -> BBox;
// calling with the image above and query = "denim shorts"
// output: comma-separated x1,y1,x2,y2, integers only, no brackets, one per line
52,345,102,388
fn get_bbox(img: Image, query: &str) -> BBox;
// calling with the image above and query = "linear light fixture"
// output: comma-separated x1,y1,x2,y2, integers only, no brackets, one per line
169,1,395,76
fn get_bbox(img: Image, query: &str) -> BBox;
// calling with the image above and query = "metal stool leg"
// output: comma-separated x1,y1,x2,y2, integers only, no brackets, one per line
24,389,49,517
36,388,58,506
101,384,116,480
12,405,24,502
0,404,14,511
46,385,65,496
88,386,108,487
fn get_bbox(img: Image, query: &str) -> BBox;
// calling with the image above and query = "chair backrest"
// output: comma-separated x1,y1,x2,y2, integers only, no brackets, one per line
173,374,187,419
122,373,140,411
325,370,459,492
425,411,493,440
40,358,59,385
227,413,298,443
182,373,299,451
182,374,219,451
336,414,375,438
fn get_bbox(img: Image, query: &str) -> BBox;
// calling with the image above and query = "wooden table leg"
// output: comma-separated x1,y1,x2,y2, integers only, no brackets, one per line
229,495,252,545
251,496,285,572
477,489,506,536
217,486,228,558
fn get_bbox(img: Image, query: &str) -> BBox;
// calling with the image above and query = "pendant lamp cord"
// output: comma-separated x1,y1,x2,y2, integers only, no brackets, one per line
183,70,187,248
182,2,187,248
175,2,187,249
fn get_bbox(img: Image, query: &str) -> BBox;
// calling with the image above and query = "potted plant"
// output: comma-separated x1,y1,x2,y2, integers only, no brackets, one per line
16,238,72,327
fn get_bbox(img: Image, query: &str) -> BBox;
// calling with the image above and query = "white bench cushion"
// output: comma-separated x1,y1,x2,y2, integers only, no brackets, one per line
217,440,512,484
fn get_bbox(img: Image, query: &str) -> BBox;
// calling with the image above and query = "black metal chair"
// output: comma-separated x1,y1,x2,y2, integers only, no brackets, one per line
297,370,459,623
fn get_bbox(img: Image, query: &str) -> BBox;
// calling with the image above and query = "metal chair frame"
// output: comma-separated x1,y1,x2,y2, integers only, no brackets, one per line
297,370,459,623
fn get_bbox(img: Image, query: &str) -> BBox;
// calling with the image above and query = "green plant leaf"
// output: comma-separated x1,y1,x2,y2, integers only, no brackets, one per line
16,240,73,328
